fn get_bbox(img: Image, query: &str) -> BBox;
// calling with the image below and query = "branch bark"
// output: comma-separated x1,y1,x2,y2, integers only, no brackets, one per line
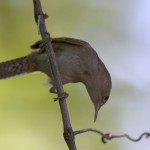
32,0,77,149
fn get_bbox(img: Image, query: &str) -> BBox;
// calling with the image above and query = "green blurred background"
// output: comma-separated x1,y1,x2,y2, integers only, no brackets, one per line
0,0,150,150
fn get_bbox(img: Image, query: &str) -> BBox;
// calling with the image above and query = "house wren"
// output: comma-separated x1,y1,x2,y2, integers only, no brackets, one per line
0,37,112,121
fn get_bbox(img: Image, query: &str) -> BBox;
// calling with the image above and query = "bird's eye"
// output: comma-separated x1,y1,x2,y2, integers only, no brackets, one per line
105,96,109,100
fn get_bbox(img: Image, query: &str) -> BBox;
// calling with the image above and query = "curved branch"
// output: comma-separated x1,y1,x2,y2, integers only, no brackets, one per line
74,128,150,144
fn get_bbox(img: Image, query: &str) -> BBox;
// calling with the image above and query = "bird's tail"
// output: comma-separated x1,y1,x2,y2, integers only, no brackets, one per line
0,56,37,79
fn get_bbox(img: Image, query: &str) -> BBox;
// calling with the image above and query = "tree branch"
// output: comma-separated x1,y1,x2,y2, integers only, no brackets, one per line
32,0,77,149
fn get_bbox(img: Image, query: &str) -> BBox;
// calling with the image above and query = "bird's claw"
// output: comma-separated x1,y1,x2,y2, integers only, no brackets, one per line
53,92,68,101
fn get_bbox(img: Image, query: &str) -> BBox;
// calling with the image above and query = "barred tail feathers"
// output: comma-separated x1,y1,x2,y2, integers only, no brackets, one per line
0,56,36,79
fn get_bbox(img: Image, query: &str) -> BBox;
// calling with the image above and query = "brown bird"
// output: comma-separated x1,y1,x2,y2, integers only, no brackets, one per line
0,37,112,121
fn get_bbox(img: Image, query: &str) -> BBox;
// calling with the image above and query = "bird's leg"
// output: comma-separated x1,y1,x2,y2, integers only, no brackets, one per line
49,86,68,101
49,86,57,94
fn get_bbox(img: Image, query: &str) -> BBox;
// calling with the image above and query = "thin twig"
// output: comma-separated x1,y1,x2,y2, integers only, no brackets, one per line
32,1,77,150
74,128,150,144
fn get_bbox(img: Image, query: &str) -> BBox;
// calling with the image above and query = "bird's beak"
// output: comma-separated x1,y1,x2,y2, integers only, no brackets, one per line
94,104,99,122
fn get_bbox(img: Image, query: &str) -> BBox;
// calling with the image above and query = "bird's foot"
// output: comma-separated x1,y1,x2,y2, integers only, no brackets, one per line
53,92,68,101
